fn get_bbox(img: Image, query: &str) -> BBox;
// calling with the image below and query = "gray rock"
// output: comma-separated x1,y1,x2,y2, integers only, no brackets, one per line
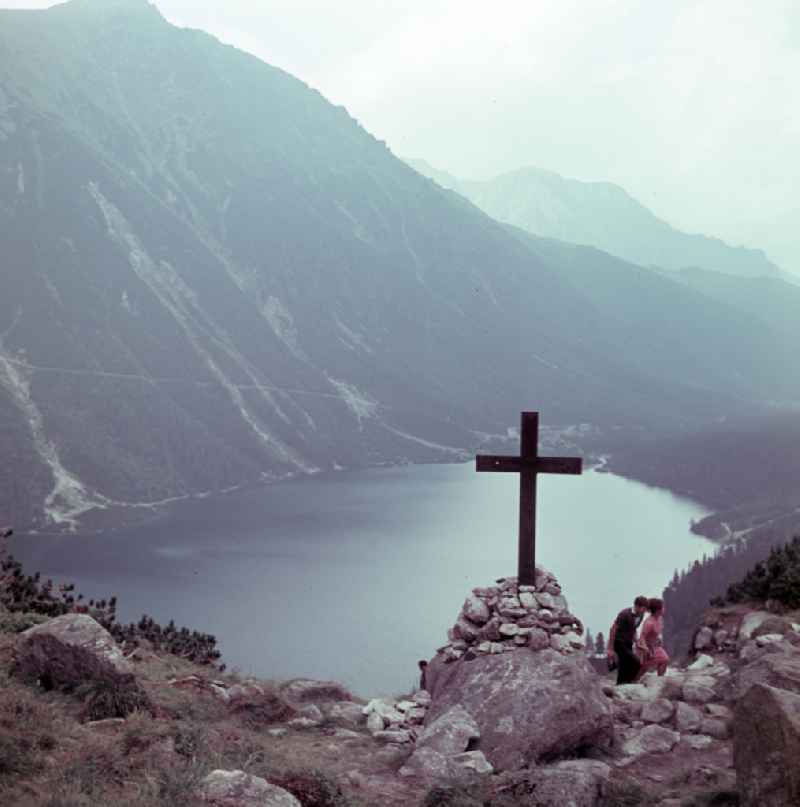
621,724,680,757
535,592,555,609
675,702,703,733
738,611,774,642
399,747,451,779
366,712,384,732
687,653,715,671
519,592,537,609
198,770,300,806
373,729,413,743
413,690,432,706
694,627,714,651
15,614,146,706
481,618,502,642
756,633,785,647
299,704,323,721
417,705,480,755
453,616,481,643
424,647,613,771
683,734,713,750
737,650,800,698
499,623,520,638
700,717,729,739
462,595,491,625
333,729,361,739
641,698,675,725
751,616,793,639
714,629,729,646
527,628,551,651
326,701,364,727
612,698,643,725
287,717,318,729
683,682,717,704
734,683,800,807
509,760,610,807
704,704,732,720
451,750,493,775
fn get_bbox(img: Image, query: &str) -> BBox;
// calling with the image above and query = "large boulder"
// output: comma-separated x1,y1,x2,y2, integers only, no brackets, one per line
198,770,300,806
739,611,775,642
496,760,610,807
734,684,800,807
424,647,614,771
737,651,800,698
15,613,132,691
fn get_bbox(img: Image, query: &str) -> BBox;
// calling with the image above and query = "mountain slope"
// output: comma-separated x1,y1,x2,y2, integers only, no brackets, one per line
0,0,797,530
410,160,780,278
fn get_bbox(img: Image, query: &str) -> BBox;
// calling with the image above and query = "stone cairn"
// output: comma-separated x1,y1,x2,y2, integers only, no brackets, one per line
436,567,585,664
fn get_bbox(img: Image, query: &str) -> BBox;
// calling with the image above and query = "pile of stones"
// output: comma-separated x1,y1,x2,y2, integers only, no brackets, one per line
361,690,432,743
436,569,584,663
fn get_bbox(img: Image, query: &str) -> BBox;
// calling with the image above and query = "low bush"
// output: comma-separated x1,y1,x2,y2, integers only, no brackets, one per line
725,535,800,608
78,674,152,721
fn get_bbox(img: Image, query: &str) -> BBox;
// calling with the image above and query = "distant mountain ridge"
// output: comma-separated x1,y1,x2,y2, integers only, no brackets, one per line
409,160,780,279
1,0,798,530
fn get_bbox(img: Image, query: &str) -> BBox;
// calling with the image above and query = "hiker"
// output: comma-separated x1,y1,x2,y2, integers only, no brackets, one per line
635,597,669,678
607,595,649,685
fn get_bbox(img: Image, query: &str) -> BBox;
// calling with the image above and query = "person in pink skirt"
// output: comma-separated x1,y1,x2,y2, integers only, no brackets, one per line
635,597,669,678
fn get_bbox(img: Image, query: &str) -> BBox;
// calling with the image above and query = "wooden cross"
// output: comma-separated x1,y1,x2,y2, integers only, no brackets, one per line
476,412,582,586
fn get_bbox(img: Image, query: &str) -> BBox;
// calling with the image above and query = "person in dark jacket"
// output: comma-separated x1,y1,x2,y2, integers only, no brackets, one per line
607,595,649,685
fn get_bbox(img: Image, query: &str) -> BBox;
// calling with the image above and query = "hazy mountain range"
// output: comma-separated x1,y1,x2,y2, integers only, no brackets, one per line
408,160,783,280
2,0,799,531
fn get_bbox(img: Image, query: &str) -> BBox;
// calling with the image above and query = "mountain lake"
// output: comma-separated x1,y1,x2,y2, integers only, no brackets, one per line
9,463,712,696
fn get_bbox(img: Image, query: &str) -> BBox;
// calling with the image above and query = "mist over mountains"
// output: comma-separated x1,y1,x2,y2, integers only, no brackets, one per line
1,0,798,531
409,160,781,280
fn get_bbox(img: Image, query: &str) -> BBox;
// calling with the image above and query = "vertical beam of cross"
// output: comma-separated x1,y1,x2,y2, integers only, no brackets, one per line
476,412,582,585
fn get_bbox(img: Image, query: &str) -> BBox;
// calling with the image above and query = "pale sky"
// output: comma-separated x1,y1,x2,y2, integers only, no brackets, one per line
5,0,800,271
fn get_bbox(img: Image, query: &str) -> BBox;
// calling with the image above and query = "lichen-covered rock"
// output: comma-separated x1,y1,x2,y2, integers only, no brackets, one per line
675,702,703,733
621,724,680,757
15,614,132,691
641,698,675,725
734,683,800,807
416,705,480,755
425,648,613,771
683,682,716,704
498,760,610,807
737,651,800,698
462,595,491,626
198,770,300,806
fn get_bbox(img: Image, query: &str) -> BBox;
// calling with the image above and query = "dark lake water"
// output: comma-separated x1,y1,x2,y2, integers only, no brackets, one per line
9,463,711,696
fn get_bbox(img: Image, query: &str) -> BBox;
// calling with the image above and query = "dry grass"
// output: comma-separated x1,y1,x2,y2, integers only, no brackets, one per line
0,618,433,806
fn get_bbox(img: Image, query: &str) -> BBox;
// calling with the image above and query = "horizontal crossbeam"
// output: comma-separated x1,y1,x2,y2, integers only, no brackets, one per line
476,456,582,475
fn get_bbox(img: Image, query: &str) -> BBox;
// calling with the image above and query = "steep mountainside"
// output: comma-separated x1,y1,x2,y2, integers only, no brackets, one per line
1,0,797,530
410,160,780,278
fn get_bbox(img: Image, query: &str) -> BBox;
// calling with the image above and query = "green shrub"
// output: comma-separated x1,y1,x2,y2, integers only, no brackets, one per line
78,675,152,721
0,609,49,633
726,536,800,608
